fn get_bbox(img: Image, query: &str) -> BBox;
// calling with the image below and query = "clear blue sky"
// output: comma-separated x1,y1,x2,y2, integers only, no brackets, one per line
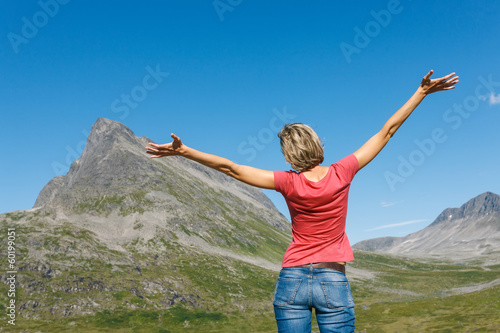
1,1,499,245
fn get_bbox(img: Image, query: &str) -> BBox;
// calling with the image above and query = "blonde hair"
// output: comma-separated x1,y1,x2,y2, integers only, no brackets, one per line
278,123,324,172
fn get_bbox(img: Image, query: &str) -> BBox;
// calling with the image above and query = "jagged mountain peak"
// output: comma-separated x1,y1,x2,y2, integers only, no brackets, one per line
91,117,144,136
88,117,145,142
431,192,500,226
33,118,148,208
82,118,140,156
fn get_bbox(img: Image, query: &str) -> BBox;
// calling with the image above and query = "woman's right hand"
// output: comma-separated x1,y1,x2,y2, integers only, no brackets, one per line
419,70,459,95
146,133,184,158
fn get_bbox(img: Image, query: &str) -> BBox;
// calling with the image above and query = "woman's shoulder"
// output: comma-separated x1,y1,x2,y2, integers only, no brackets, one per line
330,154,359,179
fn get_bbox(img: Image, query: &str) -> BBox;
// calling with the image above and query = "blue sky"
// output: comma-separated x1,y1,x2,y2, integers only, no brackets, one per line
1,1,499,245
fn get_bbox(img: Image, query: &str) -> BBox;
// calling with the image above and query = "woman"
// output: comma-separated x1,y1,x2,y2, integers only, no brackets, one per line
146,70,458,332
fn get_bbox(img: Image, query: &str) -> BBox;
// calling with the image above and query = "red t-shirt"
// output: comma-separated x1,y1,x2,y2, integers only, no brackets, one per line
274,154,359,267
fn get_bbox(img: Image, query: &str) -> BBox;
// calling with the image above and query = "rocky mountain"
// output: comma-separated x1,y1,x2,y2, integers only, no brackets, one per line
0,118,292,329
353,192,500,261
31,117,291,262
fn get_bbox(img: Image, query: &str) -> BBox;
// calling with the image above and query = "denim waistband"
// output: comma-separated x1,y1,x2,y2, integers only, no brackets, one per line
280,264,346,277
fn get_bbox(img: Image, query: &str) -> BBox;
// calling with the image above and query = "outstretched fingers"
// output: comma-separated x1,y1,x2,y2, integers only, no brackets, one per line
145,147,158,154
439,72,456,81
440,75,459,90
145,148,160,158
146,142,166,158
146,143,160,152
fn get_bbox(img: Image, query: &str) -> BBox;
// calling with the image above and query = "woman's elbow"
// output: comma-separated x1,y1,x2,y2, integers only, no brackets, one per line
382,125,397,140
222,162,239,179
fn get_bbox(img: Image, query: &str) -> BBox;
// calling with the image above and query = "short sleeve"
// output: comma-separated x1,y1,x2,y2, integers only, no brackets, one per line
273,170,290,195
333,154,359,183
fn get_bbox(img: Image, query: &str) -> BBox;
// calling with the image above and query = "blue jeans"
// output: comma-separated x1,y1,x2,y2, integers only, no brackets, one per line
273,265,355,333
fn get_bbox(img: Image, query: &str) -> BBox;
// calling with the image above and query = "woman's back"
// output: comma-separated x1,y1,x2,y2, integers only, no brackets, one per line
274,154,359,267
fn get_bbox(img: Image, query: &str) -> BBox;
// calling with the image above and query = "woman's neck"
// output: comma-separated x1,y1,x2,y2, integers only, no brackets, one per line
301,165,329,182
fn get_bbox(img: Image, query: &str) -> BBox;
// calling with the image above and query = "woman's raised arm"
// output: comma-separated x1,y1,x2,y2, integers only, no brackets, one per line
353,70,459,170
146,133,275,190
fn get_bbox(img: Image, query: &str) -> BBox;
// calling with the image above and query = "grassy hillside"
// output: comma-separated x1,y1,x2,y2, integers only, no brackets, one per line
0,219,282,333
350,251,500,332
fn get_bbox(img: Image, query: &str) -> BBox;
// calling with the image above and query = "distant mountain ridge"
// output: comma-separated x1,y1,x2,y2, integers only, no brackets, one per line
430,191,499,226
353,192,500,261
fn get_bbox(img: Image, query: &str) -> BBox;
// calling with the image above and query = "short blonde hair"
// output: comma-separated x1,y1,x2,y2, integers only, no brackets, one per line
278,123,324,172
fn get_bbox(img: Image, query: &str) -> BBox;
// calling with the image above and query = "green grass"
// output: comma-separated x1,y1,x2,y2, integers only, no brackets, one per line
355,284,500,332
11,306,277,333
350,251,500,304
72,190,153,216
348,250,500,332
